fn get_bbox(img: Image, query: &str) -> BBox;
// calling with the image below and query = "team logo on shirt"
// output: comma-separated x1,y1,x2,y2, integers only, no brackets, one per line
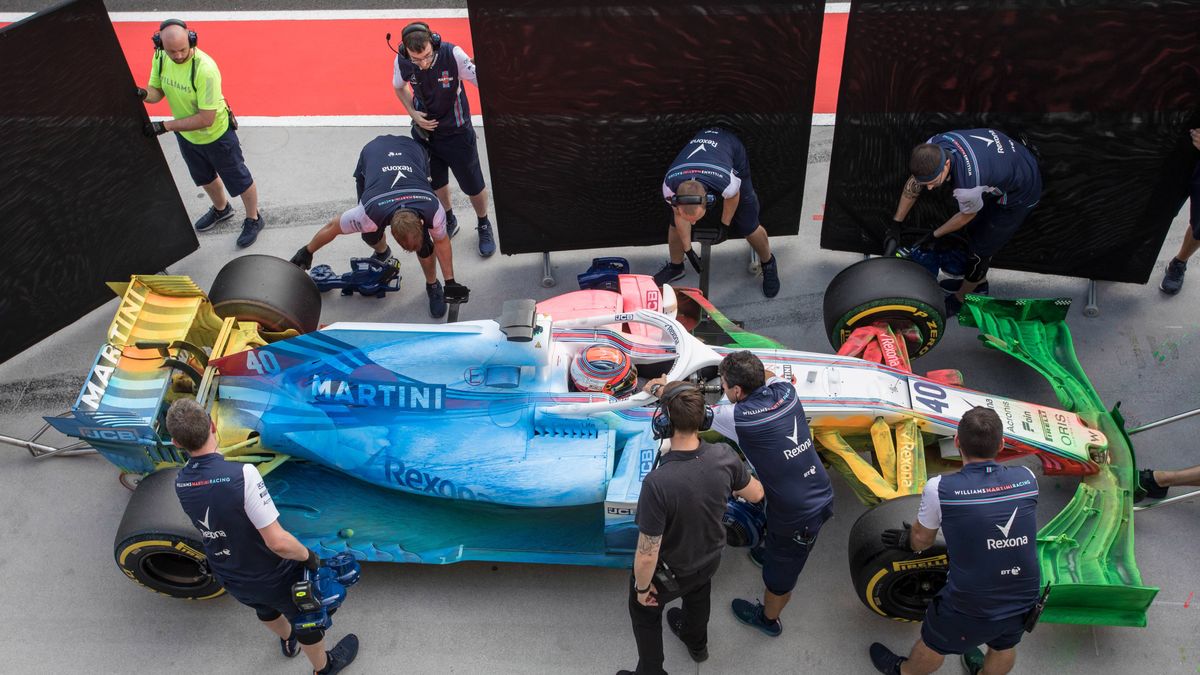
986,507,1029,550
438,70,454,88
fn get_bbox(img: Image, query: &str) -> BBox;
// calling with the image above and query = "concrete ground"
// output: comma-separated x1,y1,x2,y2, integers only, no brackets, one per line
2,123,1198,674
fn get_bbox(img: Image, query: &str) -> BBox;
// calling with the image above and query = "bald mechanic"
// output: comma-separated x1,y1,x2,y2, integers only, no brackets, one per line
888,129,1041,315
140,19,264,247
655,128,781,298
289,134,463,319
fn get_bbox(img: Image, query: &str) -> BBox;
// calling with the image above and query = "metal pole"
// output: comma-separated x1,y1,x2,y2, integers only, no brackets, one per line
447,303,462,322
0,434,94,458
1083,279,1099,318
1127,407,1200,435
541,252,556,288
699,241,712,298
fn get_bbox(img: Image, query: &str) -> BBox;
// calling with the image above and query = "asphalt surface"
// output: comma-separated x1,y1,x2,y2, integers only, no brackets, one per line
3,3,1200,675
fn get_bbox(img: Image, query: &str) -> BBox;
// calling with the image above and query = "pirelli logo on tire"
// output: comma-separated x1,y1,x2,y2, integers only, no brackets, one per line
174,541,205,561
893,554,948,571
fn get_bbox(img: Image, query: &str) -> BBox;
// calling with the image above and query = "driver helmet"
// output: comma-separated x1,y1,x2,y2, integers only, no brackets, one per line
570,344,638,397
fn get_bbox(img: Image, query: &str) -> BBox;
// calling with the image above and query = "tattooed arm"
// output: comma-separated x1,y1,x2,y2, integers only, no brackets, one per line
633,533,662,606
894,176,922,221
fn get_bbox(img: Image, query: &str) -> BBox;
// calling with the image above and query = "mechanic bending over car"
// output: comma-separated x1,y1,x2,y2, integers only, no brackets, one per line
165,399,359,675
654,127,781,298
888,129,1042,316
619,380,764,675
289,134,464,319
710,351,834,638
870,407,1042,675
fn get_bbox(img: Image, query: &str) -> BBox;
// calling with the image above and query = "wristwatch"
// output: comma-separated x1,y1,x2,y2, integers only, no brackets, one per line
635,582,652,594
650,383,664,397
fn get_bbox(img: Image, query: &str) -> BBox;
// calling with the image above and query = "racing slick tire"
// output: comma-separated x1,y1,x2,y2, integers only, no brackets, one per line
209,254,322,333
114,469,224,600
848,494,948,622
824,257,946,358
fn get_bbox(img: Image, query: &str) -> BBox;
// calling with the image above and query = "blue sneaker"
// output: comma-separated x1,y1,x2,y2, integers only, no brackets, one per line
748,545,765,568
731,598,781,637
280,631,299,658
236,214,264,248
869,642,906,675
193,203,234,232
477,217,496,257
445,211,460,239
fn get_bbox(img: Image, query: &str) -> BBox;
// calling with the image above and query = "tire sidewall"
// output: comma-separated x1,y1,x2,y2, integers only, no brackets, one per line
115,532,225,600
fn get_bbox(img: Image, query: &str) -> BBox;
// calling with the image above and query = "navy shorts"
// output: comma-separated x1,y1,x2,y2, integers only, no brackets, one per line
176,126,254,196
221,564,305,623
727,183,762,237
921,596,1027,656
759,506,830,596
418,126,486,196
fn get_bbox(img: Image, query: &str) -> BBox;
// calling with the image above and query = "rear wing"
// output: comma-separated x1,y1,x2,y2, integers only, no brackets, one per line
960,296,1158,627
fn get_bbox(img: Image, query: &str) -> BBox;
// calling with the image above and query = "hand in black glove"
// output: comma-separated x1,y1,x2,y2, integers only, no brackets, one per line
880,521,913,550
136,87,148,101
303,549,321,572
143,121,168,137
290,246,314,270
443,280,470,303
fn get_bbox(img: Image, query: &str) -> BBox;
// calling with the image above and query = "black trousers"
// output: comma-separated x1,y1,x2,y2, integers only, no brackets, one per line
627,558,720,675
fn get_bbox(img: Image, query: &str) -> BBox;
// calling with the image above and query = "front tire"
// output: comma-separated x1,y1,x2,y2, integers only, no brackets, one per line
113,469,224,600
847,494,948,621
824,257,946,358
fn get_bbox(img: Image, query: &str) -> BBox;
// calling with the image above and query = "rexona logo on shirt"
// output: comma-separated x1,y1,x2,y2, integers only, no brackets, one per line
986,507,1029,550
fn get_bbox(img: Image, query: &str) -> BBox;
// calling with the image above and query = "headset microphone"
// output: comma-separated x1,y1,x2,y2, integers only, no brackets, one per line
385,33,400,55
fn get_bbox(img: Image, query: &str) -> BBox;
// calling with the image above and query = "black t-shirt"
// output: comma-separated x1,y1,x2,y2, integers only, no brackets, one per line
635,441,751,576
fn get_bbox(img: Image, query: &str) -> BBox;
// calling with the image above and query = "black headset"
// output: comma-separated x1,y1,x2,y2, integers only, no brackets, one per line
397,22,442,60
669,193,717,209
651,383,714,440
152,18,197,50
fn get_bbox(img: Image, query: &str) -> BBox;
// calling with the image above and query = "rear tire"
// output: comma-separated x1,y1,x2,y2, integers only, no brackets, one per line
209,254,322,333
824,257,946,358
114,469,224,600
847,494,948,621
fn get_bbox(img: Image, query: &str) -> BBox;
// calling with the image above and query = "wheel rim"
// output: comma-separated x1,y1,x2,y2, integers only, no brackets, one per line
883,568,947,617
139,551,210,590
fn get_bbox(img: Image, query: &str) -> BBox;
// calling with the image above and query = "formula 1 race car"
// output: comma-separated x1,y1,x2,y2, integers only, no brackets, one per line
32,254,1156,627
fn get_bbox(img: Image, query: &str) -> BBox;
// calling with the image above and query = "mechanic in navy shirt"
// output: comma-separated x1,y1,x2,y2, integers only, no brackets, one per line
870,407,1040,675
655,128,781,298
709,351,834,638
889,129,1042,314
620,381,764,675
289,134,464,318
392,22,495,258
1158,128,1200,294
165,399,359,675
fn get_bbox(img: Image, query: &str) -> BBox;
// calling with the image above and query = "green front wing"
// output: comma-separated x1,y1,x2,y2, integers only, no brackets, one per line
960,297,1158,627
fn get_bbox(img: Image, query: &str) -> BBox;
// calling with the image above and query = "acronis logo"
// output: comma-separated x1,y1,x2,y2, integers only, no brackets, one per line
309,374,446,411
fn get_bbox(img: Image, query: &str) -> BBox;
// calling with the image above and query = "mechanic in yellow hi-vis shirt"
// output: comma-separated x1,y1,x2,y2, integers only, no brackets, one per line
138,18,263,248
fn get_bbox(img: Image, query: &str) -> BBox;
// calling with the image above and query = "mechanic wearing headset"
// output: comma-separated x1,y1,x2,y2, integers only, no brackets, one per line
392,22,496,258
165,399,359,675
139,19,264,247
289,134,464,319
888,129,1042,315
619,379,764,675
870,407,1041,675
710,351,834,637
655,128,781,298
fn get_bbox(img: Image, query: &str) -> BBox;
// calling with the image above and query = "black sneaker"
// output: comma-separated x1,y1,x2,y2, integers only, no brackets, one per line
280,631,299,658
961,646,984,675
665,607,708,662
1136,469,1169,502
748,545,765,568
427,280,447,319
1160,258,1187,295
318,633,359,675
731,598,781,637
194,203,234,232
236,214,264,248
869,642,906,675
761,254,780,298
477,217,496,257
370,246,392,263
652,261,685,286
939,278,990,295
446,211,460,239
